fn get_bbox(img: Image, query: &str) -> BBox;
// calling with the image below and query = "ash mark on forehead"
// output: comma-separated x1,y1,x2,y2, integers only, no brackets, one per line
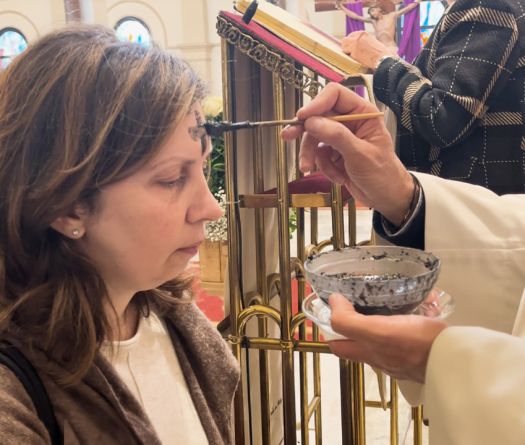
188,110,208,154
188,126,206,141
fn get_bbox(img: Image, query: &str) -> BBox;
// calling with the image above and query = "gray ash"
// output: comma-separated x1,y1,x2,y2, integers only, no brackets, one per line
322,272,406,281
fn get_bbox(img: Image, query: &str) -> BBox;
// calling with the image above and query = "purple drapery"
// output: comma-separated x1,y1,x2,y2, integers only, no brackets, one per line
344,2,365,96
398,0,421,62
344,2,365,35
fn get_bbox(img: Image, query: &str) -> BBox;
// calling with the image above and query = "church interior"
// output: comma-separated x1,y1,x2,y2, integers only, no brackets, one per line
1,1,523,445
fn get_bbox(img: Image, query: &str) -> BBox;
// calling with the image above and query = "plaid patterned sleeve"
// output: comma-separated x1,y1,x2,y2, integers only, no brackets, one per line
373,0,521,149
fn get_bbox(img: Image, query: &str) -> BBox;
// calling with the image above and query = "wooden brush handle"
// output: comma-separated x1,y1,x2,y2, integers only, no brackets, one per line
259,112,385,127
326,112,384,122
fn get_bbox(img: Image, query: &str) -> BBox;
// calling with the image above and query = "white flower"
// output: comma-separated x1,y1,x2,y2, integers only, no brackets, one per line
202,96,223,118
205,188,227,242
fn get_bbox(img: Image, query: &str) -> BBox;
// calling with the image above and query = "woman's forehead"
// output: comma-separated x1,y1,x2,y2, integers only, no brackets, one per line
143,110,208,170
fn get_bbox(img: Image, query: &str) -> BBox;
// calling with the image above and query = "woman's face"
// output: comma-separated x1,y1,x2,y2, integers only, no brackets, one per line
78,105,222,297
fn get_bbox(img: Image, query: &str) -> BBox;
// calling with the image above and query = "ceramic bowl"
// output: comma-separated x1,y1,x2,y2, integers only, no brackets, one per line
304,246,441,315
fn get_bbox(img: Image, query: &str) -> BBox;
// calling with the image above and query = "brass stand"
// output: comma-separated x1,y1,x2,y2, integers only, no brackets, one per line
218,11,424,445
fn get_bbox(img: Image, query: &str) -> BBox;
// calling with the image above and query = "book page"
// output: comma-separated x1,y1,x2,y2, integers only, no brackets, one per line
235,0,368,75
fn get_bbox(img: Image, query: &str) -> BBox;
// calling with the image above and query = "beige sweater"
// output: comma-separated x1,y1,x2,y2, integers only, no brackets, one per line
0,302,240,445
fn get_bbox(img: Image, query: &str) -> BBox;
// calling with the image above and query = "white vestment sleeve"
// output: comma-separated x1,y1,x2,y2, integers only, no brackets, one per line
396,174,525,420
414,173,525,333
424,324,525,445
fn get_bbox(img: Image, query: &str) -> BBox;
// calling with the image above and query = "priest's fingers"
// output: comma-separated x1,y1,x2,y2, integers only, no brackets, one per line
326,295,387,365
328,294,398,342
341,31,365,55
280,123,303,141
315,144,348,184
328,294,370,339
328,293,448,383
303,115,371,163
294,131,319,173
296,82,378,123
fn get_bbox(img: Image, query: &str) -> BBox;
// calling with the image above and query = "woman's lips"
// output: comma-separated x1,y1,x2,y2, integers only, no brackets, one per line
178,243,201,256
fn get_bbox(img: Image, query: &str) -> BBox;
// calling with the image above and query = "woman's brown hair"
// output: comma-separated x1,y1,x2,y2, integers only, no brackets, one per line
0,24,207,385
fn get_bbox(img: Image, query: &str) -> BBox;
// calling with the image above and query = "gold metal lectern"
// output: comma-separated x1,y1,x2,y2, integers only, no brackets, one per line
217,4,424,444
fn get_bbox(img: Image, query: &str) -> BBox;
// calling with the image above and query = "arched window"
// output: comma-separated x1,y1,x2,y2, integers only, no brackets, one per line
0,28,28,69
419,1,445,46
115,17,151,46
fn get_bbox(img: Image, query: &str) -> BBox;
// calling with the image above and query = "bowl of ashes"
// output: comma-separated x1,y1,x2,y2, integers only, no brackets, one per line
304,246,441,315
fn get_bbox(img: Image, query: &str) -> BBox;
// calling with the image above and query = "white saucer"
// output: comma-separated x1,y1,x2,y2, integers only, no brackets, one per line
302,289,455,341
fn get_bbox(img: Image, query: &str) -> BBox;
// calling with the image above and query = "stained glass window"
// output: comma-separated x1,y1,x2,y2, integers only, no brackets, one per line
419,1,446,46
115,17,151,46
0,28,28,69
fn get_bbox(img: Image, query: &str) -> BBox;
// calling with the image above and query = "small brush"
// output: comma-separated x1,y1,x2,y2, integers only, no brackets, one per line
202,112,384,137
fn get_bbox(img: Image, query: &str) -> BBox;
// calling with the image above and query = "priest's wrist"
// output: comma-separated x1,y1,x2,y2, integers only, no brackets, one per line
381,174,419,228
374,54,399,70
374,55,389,70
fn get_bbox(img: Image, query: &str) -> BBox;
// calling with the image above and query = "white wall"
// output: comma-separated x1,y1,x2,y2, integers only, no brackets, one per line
0,0,66,41
286,0,348,38
104,0,230,95
0,0,351,95
206,0,234,96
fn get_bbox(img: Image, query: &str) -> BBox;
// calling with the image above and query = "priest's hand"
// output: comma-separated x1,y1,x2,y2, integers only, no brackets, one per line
280,82,413,226
327,294,448,383
341,31,397,69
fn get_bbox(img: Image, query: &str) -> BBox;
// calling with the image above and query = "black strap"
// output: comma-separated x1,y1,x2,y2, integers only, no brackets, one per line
0,344,62,444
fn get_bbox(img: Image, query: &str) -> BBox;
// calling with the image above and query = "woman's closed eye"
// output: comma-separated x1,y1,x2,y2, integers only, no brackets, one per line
157,166,188,189
158,176,187,189
157,162,208,189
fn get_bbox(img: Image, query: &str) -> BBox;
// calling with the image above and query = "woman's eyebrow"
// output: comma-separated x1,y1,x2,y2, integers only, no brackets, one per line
148,157,195,173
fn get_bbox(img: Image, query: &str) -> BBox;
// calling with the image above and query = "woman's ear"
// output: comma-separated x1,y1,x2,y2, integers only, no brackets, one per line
50,204,89,239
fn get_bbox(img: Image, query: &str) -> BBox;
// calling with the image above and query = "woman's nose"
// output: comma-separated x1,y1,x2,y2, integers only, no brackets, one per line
188,184,224,224
205,189,224,222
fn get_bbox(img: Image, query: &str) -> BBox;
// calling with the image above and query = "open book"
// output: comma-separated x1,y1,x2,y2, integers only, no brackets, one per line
234,0,369,75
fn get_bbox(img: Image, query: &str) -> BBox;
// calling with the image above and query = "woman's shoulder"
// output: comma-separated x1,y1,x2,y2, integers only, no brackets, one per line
162,302,240,369
0,364,51,442
161,300,219,339
0,363,30,403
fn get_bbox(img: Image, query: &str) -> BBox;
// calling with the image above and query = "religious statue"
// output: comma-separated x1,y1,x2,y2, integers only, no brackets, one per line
335,0,421,53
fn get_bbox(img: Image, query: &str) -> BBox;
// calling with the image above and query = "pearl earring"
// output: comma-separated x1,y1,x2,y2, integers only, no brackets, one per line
72,228,81,238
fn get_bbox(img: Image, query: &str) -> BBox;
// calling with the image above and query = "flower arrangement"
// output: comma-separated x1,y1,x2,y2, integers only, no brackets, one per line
205,188,227,242
203,96,227,243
